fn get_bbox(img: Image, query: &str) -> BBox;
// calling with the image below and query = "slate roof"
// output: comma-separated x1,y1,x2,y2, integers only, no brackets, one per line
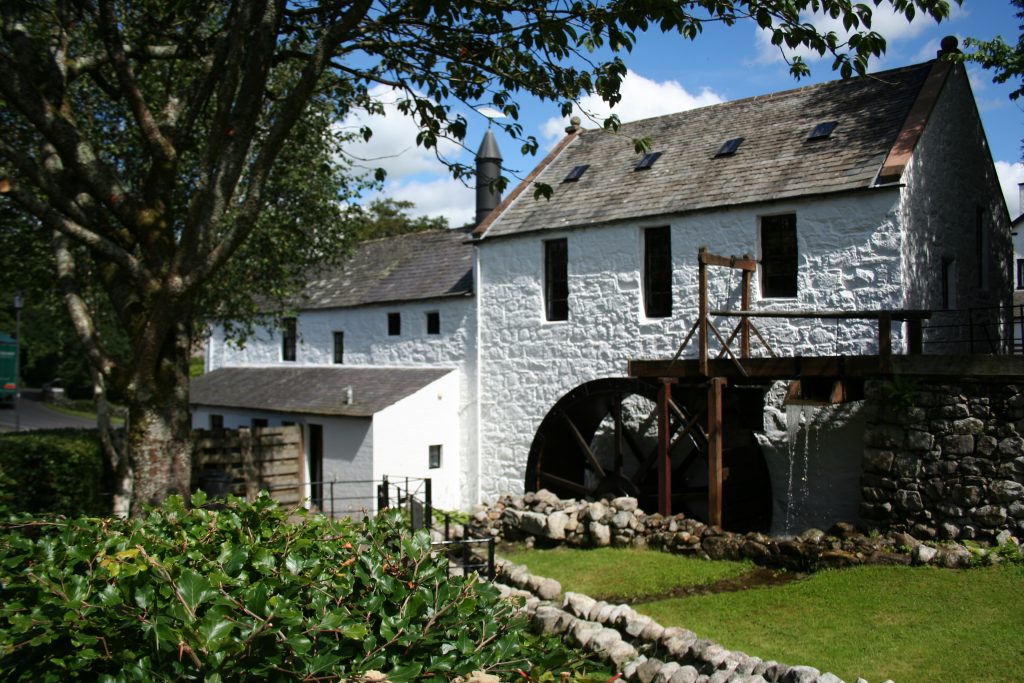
190,366,453,417
476,61,936,240
298,229,473,309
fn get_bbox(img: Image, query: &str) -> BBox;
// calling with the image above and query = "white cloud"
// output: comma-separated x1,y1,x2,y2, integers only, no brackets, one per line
996,160,1024,218
340,85,466,183
540,70,724,143
368,177,476,229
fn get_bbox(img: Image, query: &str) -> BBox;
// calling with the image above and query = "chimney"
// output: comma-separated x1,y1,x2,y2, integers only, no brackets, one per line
475,129,502,226
937,35,960,58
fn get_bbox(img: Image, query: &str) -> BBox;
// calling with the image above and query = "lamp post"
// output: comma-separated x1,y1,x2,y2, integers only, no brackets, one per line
12,292,22,432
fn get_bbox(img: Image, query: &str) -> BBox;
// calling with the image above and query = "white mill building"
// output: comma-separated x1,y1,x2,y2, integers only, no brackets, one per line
192,47,1012,534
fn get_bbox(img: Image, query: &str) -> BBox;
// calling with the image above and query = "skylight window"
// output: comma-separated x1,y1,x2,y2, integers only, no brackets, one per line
807,121,838,140
564,164,589,182
715,138,744,157
634,151,662,171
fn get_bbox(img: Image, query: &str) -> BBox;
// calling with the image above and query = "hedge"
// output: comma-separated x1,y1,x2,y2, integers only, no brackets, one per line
0,429,109,517
0,494,607,681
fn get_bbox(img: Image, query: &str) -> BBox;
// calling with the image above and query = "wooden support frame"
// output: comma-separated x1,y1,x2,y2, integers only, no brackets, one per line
707,377,726,529
656,378,676,516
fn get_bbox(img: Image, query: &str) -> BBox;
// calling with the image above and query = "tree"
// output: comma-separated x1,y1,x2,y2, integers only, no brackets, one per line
964,0,1024,102
352,198,450,242
0,0,959,514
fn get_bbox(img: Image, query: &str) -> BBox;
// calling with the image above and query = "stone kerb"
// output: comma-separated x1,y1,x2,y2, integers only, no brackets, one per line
495,560,881,683
471,490,1019,571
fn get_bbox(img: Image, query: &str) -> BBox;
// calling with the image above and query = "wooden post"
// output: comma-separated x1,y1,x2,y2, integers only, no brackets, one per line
698,247,709,376
907,318,923,355
657,379,674,517
740,256,752,359
707,378,726,529
879,311,892,372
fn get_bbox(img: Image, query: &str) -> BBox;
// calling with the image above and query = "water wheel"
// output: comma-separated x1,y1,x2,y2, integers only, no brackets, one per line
525,377,772,532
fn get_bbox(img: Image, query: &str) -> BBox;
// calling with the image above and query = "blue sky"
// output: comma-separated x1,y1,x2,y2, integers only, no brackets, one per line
344,1,1023,227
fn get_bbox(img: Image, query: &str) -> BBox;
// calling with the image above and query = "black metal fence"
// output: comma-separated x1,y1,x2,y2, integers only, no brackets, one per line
920,304,1023,355
298,474,496,579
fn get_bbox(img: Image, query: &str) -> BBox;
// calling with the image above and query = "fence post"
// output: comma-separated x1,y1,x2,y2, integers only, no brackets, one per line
424,478,432,533
487,537,496,581
445,512,451,541
329,481,335,519
378,475,389,511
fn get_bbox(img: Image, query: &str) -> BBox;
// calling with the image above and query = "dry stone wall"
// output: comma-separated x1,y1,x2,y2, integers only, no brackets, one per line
860,380,1024,543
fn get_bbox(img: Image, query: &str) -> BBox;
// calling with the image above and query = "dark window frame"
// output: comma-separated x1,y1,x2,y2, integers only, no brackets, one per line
209,414,224,431
760,214,798,298
942,256,956,310
281,317,297,361
643,226,672,318
428,444,442,469
1017,258,1024,290
387,312,401,336
544,238,569,322
333,331,344,364
426,311,440,335
251,418,268,429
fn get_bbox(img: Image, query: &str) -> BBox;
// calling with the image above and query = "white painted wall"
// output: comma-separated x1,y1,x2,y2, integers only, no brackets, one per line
476,190,905,501
372,371,462,510
202,294,480,508
901,65,1012,351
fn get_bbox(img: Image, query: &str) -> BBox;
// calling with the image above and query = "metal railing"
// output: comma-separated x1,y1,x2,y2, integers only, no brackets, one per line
920,304,1022,355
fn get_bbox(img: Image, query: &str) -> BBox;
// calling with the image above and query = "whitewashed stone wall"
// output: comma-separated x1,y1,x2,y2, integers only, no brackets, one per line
476,190,905,501
900,65,1012,347
202,295,480,508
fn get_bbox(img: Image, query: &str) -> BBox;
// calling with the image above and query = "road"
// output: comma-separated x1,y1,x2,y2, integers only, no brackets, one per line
0,390,99,432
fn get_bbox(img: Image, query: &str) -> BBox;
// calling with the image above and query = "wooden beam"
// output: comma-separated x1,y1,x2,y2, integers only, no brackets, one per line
699,249,709,376
699,251,758,271
707,378,726,529
562,414,606,479
657,379,675,516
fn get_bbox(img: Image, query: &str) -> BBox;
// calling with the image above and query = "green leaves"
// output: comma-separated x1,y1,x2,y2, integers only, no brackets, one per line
0,497,605,681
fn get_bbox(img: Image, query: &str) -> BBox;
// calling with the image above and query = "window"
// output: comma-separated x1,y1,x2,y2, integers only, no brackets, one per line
942,257,957,310
251,418,268,429
429,444,442,469
209,414,224,431
1017,258,1024,290
564,165,589,182
760,214,798,298
807,121,838,140
976,206,990,289
643,226,672,317
387,312,401,336
715,138,744,157
635,152,663,171
333,331,344,364
281,317,297,361
544,238,569,321
426,311,440,335
309,424,323,509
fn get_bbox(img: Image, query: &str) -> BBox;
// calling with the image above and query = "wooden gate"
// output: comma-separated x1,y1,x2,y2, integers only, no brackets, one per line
193,425,305,507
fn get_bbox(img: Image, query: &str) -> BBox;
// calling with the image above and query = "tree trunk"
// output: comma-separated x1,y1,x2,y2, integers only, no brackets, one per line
128,391,193,513
124,321,195,515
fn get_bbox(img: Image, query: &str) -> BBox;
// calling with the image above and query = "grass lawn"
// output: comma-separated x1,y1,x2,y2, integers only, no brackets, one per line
499,545,754,601
505,547,1024,683
638,563,1024,683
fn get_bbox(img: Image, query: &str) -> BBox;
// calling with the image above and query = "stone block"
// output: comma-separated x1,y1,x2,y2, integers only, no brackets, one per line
611,496,639,511
612,510,635,529
892,454,921,478
637,658,666,683
564,591,596,618
973,505,1007,527
998,437,1024,460
607,640,639,669
976,435,999,459
519,511,548,537
546,511,569,540
895,489,924,512
942,434,974,456
865,425,905,449
905,430,934,452
817,674,844,683
589,521,612,547
640,620,666,642
668,666,700,683
586,627,623,655
952,417,985,435
911,544,938,564
652,662,681,683
992,480,1024,503
781,666,821,683
570,619,603,647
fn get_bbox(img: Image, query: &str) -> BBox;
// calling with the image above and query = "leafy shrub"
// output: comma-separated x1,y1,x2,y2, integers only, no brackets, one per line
0,494,605,681
0,429,109,517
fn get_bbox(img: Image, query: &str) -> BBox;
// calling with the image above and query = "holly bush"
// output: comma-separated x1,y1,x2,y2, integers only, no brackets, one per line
0,429,109,517
0,494,605,681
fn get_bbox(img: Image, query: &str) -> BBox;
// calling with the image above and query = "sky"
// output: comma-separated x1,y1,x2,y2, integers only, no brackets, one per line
342,1,1024,228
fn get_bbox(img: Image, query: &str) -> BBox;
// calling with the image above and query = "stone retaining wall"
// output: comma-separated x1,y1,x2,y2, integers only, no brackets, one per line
471,490,1018,571
860,380,1024,542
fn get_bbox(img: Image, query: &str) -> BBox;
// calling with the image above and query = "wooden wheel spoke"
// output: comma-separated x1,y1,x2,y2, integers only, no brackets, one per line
562,414,607,479
611,395,624,475
539,471,595,497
